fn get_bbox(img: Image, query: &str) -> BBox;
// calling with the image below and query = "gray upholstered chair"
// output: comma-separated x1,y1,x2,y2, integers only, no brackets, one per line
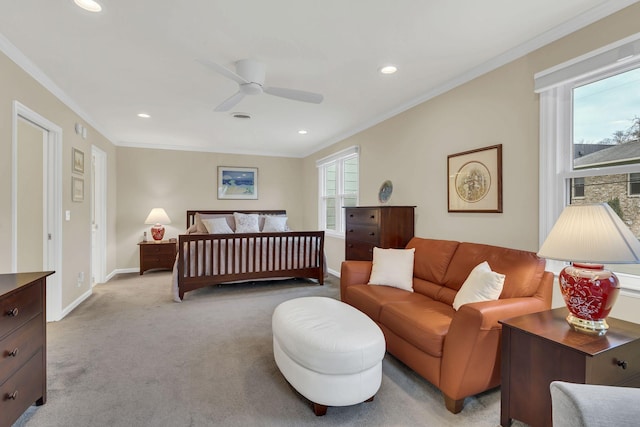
550,381,640,427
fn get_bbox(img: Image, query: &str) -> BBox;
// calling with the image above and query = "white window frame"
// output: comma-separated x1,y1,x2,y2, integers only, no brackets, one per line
537,33,640,295
316,146,359,238
629,173,640,197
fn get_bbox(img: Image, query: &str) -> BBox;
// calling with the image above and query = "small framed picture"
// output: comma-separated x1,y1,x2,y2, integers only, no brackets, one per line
72,176,84,202
217,166,258,200
72,148,84,174
448,144,502,213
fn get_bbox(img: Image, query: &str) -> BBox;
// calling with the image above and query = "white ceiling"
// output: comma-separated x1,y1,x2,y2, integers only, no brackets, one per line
0,1,637,157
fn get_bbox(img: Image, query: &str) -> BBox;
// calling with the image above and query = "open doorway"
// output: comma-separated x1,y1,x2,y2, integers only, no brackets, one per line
12,101,63,321
91,146,107,286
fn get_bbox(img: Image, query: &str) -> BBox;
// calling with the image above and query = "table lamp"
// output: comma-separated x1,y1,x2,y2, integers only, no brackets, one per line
144,208,171,241
537,203,640,335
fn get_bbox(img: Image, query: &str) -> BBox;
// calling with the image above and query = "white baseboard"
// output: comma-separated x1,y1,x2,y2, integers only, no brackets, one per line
106,268,138,282
327,267,340,278
59,288,92,320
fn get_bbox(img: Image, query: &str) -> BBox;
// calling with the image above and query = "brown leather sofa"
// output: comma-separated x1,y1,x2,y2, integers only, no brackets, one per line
340,237,553,413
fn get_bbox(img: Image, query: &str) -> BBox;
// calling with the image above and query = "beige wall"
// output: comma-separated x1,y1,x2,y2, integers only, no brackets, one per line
115,147,303,269
302,3,640,322
0,50,118,310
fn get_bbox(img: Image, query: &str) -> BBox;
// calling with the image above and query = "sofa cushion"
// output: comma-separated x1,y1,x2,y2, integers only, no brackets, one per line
379,299,455,357
442,242,546,298
343,285,417,322
406,238,459,285
452,261,505,310
368,247,415,292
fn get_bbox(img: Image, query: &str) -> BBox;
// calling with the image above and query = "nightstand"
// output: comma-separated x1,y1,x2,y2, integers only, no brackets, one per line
138,240,177,274
499,308,640,427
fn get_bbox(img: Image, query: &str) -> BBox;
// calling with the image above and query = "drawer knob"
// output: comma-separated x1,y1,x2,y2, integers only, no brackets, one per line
7,390,18,400
369,232,375,236
617,360,628,370
9,348,19,357
370,215,375,219
7,307,19,317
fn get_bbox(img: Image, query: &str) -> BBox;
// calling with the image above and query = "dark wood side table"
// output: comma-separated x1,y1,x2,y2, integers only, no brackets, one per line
138,240,177,274
500,308,640,427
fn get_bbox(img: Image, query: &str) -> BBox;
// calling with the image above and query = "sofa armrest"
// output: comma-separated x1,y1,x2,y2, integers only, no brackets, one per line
340,261,372,300
439,296,549,402
551,381,640,427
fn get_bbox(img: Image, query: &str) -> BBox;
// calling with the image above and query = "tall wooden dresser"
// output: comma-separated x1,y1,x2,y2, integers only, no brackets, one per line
345,206,415,261
0,271,52,427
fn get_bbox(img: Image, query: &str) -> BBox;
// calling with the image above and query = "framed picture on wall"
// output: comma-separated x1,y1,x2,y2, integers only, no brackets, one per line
217,166,258,200
72,176,84,202
447,144,502,213
72,148,84,174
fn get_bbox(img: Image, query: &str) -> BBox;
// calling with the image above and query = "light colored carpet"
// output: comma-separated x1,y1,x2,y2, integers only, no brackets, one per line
13,272,524,426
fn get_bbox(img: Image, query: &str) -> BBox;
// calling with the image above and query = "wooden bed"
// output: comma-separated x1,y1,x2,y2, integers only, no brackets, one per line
174,210,325,300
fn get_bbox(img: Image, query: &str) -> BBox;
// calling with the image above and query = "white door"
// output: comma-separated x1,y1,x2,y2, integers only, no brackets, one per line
91,146,107,285
13,101,63,321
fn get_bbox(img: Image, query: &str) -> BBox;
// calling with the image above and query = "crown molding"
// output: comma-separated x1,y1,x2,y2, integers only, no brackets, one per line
304,0,640,157
0,31,117,144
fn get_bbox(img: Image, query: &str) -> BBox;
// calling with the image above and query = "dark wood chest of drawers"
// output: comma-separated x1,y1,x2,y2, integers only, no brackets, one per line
344,206,415,261
500,308,640,427
139,240,178,274
0,271,52,427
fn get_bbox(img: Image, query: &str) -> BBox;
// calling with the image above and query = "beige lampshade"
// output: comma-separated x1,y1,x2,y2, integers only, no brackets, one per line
144,208,171,225
538,203,640,264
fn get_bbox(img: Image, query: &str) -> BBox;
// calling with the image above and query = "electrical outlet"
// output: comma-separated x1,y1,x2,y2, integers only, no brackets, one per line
77,271,84,287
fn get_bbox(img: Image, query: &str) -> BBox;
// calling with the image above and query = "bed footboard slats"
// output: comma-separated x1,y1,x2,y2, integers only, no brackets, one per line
177,231,325,298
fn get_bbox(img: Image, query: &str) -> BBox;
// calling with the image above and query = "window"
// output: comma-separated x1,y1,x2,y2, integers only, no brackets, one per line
630,173,640,196
537,35,640,290
317,146,359,235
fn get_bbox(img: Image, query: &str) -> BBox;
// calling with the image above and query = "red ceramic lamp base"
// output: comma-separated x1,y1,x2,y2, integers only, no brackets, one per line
150,224,165,241
559,262,620,336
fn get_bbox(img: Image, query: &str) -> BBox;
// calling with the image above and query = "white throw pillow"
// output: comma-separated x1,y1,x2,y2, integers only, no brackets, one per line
202,217,234,234
262,216,288,232
233,212,260,233
452,261,505,311
367,247,415,292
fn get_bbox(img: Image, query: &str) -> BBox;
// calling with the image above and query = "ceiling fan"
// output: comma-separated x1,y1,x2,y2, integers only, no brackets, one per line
201,58,324,112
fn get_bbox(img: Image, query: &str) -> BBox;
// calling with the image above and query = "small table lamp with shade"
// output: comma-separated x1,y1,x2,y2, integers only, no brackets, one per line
145,208,171,241
537,203,640,335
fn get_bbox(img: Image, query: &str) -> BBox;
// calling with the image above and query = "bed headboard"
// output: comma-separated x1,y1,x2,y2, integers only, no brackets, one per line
186,210,287,228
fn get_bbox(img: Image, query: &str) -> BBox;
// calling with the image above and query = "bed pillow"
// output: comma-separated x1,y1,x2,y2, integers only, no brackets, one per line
233,212,260,233
452,261,505,311
262,216,288,232
202,217,234,234
367,247,415,292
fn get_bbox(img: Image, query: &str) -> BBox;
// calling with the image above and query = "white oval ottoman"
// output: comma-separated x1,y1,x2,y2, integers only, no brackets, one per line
272,296,385,416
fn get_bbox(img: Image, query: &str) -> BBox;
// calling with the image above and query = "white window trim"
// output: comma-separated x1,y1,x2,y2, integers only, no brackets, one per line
317,146,359,238
538,33,640,296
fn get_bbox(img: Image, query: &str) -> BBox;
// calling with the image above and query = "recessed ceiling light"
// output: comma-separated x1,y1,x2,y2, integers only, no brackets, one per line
379,65,398,75
137,113,151,118
298,130,308,135
74,0,102,12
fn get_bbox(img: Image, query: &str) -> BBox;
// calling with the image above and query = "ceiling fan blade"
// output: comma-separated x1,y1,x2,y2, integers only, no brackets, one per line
214,91,245,112
264,87,324,104
198,59,248,85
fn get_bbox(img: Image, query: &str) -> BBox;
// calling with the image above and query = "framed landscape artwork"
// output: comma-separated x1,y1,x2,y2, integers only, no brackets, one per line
217,166,258,200
72,148,84,174
72,176,84,202
447,144,502,213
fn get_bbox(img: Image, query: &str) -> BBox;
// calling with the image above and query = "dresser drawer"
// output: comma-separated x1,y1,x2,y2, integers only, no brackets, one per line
346,225,379,244
589,339,640,386
0,283,42,340
346,208,379,225
345,242,375,261
143,244,176,255
0,315,43,385
0,349,44,427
